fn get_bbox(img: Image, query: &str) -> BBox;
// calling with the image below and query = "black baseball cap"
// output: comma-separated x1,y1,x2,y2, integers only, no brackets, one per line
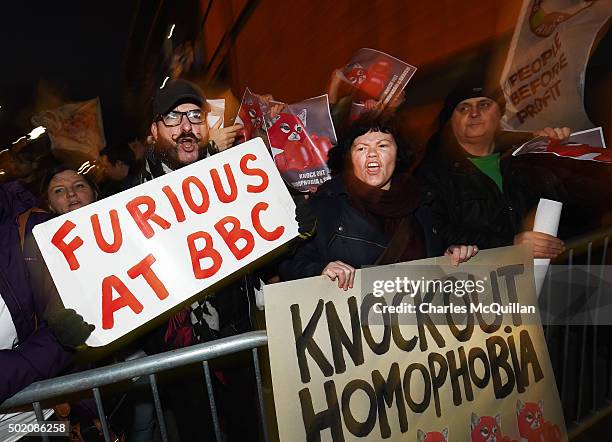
438,82,505,125
152,79,206,116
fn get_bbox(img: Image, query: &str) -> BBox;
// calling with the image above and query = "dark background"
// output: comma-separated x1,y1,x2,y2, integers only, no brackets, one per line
0,1,609,154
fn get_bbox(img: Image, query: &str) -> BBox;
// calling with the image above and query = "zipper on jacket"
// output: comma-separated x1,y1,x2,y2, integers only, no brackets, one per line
329,233,387,250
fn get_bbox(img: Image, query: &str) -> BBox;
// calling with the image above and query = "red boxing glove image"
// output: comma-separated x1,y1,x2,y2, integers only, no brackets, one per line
346,58,393,102
268,110,332,173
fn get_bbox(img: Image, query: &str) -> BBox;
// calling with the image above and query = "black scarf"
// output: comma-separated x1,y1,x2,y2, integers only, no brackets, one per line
343,171,425,264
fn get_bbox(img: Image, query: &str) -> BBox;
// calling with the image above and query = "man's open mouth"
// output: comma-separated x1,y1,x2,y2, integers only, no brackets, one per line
177,137,198,152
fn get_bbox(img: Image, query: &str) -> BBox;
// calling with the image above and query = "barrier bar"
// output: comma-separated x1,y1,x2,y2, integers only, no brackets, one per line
149,373,168,442
1,331,268,411
202,361,222,442
32,401,49,442
560,250,573,403
93,387,111,442
253,347,269,442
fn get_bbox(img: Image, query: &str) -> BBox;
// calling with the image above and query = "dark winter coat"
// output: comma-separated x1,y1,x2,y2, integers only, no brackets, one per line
417,137,562,256
0,182,71,403
279,176,428,281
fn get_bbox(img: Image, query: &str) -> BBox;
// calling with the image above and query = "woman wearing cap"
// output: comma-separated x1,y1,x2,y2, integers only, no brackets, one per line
279,117,478,289
417,81,569,259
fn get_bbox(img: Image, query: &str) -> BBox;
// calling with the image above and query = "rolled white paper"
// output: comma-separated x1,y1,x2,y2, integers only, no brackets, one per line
533,198,563,296
534,198,563,236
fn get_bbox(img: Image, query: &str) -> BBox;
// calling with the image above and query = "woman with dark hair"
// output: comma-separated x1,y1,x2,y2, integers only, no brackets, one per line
279,117,478,289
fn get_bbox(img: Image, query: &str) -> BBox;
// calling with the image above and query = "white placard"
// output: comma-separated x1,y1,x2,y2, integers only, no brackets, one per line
34,138,298,346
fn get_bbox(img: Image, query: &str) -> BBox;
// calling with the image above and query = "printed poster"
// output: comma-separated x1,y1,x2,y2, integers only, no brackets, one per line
235,88,274,146
340,48,417,120
513,127,611,163
207,98,225,128
31,98,106,160
266,95,337,193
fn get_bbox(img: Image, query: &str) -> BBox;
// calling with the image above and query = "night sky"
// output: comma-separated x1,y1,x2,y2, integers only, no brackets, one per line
0,1,143,146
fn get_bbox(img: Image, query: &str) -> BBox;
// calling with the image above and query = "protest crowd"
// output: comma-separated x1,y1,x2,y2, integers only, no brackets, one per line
0,2,611,441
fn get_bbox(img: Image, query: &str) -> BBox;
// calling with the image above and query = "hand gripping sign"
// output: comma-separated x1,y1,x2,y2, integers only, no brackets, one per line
33,138,298,346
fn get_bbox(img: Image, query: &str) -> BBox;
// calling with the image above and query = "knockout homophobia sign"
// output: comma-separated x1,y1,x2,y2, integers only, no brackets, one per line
265,246,567,441
34,138,298,346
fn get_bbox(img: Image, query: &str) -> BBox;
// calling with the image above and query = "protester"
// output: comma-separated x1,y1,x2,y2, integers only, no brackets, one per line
417,81,571,258
136,78,263,441
21,164,99,335
279,116,479,288
20,164,135,440
141,78,243,180
0,181,72,403
98,144,138,197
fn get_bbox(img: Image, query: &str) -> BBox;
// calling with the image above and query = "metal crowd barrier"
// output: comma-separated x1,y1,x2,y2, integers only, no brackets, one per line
2,227,611,441
0,331,269,442
546,226,612,440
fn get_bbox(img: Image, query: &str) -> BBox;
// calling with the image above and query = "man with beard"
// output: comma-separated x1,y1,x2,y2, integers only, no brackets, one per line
130,79,287,441
143,79,212,180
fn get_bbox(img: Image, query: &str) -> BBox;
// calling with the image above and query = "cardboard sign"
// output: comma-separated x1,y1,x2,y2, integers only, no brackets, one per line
265,246,567,441
500,0,611,131
34,138,298,346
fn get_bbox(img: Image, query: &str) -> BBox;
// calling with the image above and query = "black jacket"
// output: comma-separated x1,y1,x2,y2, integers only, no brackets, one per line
279,176,429,281
417,138,562,255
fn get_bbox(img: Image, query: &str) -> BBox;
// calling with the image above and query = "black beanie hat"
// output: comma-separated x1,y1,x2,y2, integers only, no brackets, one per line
438,82,505,126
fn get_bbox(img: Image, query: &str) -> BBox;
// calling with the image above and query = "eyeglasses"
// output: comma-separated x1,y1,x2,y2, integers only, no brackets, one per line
157,109,204,127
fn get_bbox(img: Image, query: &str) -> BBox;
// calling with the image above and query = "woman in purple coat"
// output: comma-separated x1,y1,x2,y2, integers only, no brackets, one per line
0,181,72,403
